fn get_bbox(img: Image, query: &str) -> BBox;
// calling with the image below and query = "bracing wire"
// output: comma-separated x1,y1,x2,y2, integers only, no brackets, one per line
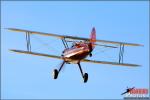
92,46,118,61
31,35,60,53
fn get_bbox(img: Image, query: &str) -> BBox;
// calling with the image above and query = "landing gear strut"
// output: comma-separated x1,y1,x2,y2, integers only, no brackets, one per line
52,61,88,83
78,63,88,83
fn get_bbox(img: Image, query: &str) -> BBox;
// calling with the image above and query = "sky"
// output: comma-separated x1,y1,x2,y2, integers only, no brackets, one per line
1,1,149,99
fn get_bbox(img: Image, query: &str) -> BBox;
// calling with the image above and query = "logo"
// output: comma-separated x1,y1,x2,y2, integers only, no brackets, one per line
121,87,149,99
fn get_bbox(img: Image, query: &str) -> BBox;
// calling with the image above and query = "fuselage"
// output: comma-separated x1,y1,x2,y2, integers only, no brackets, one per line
61,42,91,64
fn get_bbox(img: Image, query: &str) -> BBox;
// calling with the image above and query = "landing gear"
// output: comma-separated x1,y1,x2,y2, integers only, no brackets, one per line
52,61,88,83
83,73,88,83
53,69,58,79
78,63,88,83
52,61,65,80
89,53,92,57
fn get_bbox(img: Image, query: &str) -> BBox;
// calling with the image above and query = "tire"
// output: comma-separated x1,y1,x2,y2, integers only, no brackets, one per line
83,73,88,83
52,69,58,79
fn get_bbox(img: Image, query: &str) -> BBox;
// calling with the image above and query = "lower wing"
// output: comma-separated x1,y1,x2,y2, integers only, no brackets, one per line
10,49,140,67
10,49,62,60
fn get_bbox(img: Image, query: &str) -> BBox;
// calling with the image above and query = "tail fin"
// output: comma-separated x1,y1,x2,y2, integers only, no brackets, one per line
90,27,96,49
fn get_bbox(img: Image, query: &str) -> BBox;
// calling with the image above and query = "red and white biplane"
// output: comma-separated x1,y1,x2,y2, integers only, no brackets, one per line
7,27,142,83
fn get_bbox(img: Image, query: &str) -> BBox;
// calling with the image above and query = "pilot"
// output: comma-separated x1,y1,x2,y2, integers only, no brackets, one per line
75,42,81,48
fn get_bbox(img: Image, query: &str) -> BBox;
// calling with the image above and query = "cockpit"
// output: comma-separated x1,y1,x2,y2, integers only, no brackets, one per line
71,41,83,48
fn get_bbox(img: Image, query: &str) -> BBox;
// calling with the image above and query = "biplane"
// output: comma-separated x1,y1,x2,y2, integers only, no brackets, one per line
6,27,142,83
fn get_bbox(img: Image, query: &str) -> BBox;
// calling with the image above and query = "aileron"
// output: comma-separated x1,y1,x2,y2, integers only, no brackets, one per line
81,59,140,67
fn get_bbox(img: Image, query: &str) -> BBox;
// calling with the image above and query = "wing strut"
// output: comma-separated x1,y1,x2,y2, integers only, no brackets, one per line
25,32,32,52
61,38,69,49
119,44,124,63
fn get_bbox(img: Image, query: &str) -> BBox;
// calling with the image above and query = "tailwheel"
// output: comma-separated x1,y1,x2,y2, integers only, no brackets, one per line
83,73,88,83
89,53,92,57
52,69,59,79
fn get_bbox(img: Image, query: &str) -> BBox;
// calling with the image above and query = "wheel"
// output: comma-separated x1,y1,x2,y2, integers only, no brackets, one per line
52,69,58,79
83,73,88,83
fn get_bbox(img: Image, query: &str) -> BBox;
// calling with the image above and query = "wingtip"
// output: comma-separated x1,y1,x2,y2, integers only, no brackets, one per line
133,43,144,47
9,49,19,53
139,44,144,47
4,28,10,30
134,64,141,67
5,28,14,31
9,49,15,52
5,28,22,32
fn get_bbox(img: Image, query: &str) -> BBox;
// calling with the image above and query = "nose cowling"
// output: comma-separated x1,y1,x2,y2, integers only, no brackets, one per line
61,49,66,57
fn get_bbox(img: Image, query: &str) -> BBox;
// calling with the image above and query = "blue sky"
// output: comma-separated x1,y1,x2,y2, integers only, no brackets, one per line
1,1,149,99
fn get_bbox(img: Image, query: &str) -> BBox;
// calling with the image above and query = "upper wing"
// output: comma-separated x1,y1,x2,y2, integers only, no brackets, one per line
81,59,140,67
6,28,64,39
6,28,143,46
